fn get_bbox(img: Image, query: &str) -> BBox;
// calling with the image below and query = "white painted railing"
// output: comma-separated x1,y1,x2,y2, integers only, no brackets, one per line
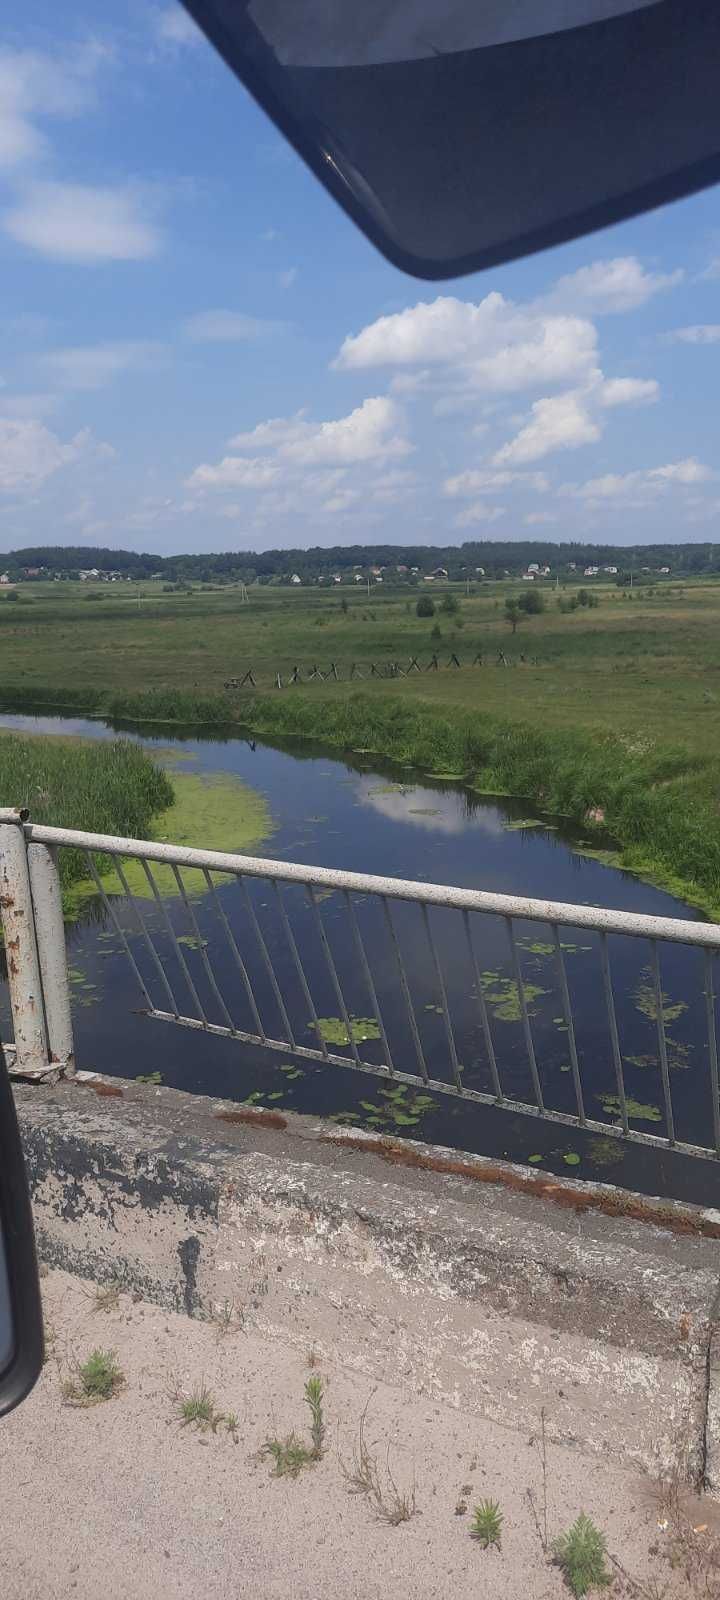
1,807,719,1158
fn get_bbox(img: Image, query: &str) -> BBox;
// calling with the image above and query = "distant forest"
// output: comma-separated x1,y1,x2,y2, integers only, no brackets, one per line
3,540,720,583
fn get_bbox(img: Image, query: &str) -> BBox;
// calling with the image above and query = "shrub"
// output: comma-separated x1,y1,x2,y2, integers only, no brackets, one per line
552,1514,611,1597
440,592,459,615
518,588,544,615
416,595,435,618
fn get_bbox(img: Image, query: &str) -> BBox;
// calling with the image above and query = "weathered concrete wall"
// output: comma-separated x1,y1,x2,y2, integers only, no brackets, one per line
15,1076,720,1488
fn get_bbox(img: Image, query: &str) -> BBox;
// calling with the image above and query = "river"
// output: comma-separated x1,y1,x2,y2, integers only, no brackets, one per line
1,711,718,1208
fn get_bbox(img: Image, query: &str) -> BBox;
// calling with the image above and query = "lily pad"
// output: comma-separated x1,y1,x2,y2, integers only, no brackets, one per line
563,1152,581,1166
598,1094,662,1122
482,977,547,1023
136,1071,162,1085
312,1016,381,1045
528,1153,544,1164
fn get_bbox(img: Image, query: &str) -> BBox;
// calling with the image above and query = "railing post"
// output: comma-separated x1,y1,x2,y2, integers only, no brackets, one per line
27,842,75,1076
0,817,49,1077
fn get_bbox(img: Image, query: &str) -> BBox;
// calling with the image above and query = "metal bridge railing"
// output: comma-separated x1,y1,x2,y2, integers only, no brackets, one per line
1,807,720,1160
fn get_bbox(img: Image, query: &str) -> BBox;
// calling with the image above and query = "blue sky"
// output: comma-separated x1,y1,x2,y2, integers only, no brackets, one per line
2,2,720,554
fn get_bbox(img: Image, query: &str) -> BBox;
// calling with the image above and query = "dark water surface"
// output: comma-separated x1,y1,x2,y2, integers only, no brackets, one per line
2,711,719,1208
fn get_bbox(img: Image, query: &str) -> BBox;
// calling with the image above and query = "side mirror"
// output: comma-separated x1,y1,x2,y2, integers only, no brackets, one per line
181,0,720,279
0,1042,43,1416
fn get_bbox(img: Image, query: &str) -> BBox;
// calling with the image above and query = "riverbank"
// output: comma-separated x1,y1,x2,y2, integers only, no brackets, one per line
1,683,719,918
0,731,174,891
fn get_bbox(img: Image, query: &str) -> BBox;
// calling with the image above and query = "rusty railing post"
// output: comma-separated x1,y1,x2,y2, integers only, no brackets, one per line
0,813,49,1077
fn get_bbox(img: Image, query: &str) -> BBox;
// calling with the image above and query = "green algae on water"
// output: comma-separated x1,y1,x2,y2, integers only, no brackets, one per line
64,769,273,916
311,1016,381,1046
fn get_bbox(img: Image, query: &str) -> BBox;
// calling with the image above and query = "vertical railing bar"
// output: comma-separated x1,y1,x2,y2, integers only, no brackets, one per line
650,940,676,1147
306,885,361,1065
201,870,267,1041
421,903,462,1089
507,919,544,1112
343,890,394,1077
240,876,295,1046
170,864,236,1033
551,925,586,1125
271,880,328,1060
84,853,154,1013
599,931,629,1135
704,949,720,1157
381,896,429,1083
462,910,503,1101
137,858,208,1027
113,855,181,1018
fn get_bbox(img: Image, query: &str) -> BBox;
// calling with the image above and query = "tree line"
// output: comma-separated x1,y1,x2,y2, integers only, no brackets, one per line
4,538,720,584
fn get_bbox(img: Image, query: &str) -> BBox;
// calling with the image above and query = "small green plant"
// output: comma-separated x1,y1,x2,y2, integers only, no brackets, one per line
64,1348,125,1405
416,594,435,618
178,1382,223,1431
470,1499,503,1548
305,1375,325,1459
264,1372,327,1478
264,1434,314,1478
552,1514,611,1596
225,1413,239,1442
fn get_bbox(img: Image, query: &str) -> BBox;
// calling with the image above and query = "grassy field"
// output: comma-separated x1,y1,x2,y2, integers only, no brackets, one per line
0,575,716,749
2,574,720,911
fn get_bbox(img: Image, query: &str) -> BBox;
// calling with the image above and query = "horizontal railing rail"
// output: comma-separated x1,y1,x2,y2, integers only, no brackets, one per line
1,808,719,1163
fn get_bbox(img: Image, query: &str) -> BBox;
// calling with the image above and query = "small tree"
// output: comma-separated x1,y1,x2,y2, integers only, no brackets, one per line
518,588,544,615
416,595,435,618
504,599,523,634
340,596,348,615
440,592,459,615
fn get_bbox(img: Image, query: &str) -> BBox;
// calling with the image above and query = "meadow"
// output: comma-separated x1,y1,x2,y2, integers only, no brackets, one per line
2,573,720,911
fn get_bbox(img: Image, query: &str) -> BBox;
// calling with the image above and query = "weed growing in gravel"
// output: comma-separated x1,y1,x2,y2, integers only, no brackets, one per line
552,1514,611,1596
176,1382,223,1432
340,1396,417,1525
63,1349,125,1406
470,1500,503,1549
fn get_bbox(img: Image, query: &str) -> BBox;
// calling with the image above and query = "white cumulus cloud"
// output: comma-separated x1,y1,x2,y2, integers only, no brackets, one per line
598,377,659,407
562,458,714,503
186,456,279,491
0,417,104,493
540,256,682,315
494,391,601,465
281,396,411,466
335,293,598,395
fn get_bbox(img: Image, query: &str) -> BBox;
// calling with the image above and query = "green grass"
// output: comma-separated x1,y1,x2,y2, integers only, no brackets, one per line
176,1382,223,1432
0,732,173,891
5,577,720,913
63,1348,125,1405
